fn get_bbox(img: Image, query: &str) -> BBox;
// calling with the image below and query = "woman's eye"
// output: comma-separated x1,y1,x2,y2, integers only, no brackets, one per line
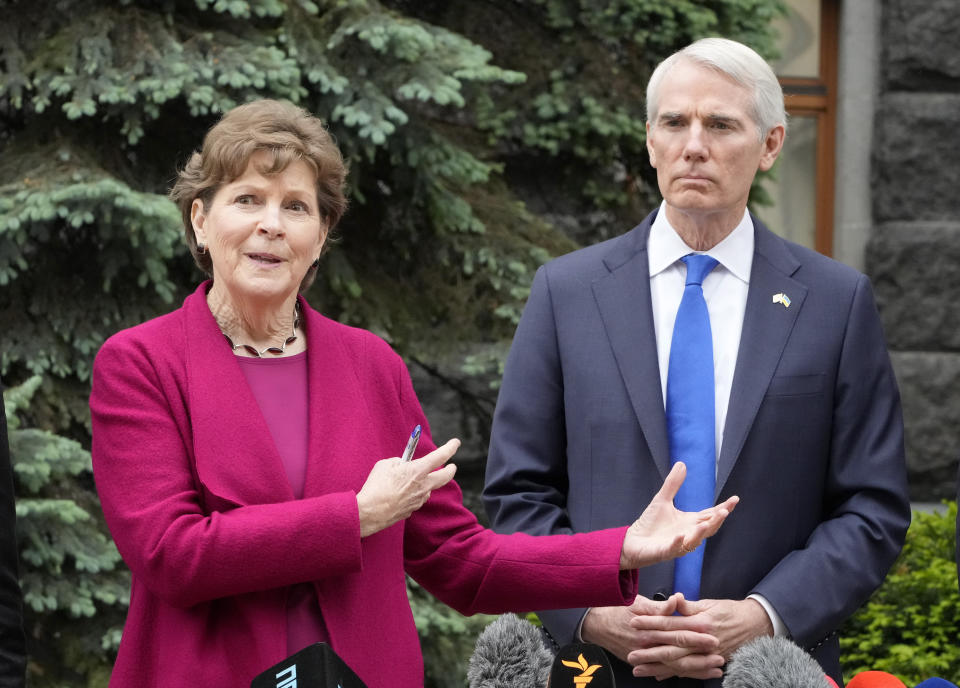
235,194,255,205
288,201,308,213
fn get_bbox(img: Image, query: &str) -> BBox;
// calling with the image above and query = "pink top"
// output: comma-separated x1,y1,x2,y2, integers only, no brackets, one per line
236,353,310,498
237,352,328,653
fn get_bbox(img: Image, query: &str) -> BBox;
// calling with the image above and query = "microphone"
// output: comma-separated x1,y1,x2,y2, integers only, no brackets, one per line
846,671,907,688
548,642,615,688
467,613,554,688
250,642,367,688
721,636,834,688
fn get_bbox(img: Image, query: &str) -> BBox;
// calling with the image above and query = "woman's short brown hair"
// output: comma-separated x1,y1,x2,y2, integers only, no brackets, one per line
169,99,348,292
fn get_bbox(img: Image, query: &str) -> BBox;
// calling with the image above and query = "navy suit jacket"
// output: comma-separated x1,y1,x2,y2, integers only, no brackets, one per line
483,210,911,687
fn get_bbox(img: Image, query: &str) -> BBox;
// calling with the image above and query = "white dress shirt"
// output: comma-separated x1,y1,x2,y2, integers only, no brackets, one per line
649,201,787,637
649,202,752,460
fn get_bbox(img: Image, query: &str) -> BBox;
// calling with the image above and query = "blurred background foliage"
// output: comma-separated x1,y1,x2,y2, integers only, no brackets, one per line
1,0,881,684
840,504,960,685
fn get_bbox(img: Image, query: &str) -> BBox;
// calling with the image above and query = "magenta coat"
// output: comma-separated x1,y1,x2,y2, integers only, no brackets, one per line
90,284,636,688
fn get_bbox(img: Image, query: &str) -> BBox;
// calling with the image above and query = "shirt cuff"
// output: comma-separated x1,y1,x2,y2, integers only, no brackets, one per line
575,608,591,642
747,593,789,637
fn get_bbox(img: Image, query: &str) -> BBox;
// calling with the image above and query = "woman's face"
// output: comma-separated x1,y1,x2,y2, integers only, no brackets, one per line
191,150,326,308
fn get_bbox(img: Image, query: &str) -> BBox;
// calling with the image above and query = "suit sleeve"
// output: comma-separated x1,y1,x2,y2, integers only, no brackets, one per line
90,340,363,609
752,275,911,646
0,386,26,688
480,266,593,643
397,350,636,617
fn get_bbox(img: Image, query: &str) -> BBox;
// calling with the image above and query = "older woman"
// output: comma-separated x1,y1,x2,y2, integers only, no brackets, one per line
89,99,737,688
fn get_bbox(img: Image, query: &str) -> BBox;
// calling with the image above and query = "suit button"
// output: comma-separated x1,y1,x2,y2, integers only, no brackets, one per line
653,592,668,601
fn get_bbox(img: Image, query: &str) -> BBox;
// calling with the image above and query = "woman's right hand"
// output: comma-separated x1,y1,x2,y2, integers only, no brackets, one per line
356,438,460,538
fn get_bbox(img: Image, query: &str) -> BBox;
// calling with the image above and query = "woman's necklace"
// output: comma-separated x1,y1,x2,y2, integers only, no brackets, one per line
220,303,302,358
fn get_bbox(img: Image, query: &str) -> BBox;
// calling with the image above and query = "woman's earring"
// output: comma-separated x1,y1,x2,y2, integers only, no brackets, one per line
197,243,207,255
311,258,320,269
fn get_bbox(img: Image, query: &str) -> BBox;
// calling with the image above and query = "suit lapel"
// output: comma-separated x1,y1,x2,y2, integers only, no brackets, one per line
184,284,295,506
715,220,807,498
592,216,671,478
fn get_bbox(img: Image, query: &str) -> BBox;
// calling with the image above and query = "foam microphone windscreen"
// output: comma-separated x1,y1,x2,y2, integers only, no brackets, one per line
722,636,832,688
846,671,908,688
914,680,959,688
547,642,615,688
467,613,553,688
250,642,367,688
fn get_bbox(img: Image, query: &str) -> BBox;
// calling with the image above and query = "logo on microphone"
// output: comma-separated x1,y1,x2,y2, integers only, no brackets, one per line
275,663,296,688
561,653,603,686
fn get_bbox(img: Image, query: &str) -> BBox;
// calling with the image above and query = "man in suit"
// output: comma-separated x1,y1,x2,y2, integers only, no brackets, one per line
483,37,910,687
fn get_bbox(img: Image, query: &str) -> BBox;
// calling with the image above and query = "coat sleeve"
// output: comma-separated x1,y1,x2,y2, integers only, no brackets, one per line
396,347,636,617
90,337,363,609
751,275,911,646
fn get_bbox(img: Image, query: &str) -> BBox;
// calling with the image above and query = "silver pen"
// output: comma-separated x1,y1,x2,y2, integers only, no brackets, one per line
400,425,422,462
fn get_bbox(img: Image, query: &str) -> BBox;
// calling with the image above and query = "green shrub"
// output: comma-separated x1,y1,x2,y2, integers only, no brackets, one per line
841,503,960,684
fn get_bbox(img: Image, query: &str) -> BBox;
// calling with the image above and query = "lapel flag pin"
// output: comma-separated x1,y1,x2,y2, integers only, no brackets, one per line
772,292,791,308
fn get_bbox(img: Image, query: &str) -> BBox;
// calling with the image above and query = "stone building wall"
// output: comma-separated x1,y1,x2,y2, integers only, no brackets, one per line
868,0,960,499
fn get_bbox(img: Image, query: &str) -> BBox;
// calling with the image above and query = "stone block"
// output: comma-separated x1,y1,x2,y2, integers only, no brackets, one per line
873,93,960,223
866,222,960,351
891,351,960,500
884,0,960,90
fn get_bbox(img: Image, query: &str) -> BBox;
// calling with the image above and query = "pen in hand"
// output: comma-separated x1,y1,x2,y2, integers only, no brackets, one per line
400,425,421,462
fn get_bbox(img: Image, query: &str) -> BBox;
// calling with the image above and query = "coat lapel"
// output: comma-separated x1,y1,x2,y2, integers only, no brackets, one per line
591,216,671,478
184,283,294,506
715,220,807,498
300,303,375,498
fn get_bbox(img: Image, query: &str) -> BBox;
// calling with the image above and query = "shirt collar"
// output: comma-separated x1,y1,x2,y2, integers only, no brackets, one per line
648,201,754,283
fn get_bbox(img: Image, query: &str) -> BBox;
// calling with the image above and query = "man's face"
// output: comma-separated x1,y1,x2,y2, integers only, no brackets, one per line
646,60,784,228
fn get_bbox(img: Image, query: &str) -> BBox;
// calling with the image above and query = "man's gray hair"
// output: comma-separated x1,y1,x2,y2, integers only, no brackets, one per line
646,37,787,141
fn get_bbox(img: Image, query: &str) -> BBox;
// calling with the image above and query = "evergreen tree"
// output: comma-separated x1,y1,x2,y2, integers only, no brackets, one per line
5,377,128,687
0,1,785,683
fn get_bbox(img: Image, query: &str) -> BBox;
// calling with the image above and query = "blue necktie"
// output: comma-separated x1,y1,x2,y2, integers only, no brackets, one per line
667,253,719,601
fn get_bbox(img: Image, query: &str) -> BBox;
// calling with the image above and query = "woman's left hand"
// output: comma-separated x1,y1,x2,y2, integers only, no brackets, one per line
620,462,739,569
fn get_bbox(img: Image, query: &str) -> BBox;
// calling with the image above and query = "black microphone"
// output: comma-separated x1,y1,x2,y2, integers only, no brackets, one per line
548,642,615,688
722,636,831,688
250,642,367,688
468,613,554,688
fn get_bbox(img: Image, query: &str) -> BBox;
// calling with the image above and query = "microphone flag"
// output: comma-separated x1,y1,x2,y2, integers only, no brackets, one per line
250,642,367,688
548,642,615,688
846,671,908,688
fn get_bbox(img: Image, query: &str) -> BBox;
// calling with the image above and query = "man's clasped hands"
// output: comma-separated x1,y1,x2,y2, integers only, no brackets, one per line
582,593,776,680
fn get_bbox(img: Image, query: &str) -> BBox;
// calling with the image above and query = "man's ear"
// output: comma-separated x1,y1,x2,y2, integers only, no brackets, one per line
758,124,786,172
646,120,658,168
